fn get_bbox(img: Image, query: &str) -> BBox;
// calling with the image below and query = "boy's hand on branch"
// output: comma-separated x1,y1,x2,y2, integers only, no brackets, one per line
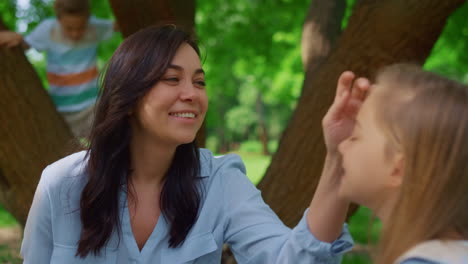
0,31,24,48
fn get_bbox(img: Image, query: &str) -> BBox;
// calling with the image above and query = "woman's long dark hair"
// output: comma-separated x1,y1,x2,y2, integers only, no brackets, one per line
76,25,202,257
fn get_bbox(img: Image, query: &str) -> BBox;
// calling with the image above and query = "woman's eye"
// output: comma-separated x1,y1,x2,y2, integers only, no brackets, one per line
163,77,179,83
195,80,206,87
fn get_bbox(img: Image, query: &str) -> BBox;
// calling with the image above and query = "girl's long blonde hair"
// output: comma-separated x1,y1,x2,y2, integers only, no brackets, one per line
373,64,468,264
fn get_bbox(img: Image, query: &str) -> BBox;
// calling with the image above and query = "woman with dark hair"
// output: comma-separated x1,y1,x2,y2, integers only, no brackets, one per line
20,25,367,263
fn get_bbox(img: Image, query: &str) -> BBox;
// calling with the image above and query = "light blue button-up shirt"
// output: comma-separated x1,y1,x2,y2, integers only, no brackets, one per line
21,149,353,264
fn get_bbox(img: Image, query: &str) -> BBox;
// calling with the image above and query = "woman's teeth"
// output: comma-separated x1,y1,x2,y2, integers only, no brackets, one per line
170,112,195,118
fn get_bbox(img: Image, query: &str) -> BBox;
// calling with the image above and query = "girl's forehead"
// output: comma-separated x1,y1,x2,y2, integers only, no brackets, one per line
368,83,390,99
370,82,389,92
358,88,384,121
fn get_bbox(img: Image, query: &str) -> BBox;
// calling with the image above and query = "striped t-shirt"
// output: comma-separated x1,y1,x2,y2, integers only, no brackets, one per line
25,17,114,112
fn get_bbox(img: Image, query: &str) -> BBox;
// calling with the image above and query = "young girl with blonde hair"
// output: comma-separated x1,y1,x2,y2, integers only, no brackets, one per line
332,64,468,263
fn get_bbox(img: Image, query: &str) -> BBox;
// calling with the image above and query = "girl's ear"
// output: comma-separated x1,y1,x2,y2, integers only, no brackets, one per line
388,155,405,188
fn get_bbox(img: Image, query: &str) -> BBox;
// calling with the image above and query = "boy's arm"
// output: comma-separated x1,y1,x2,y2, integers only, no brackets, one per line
0,31,30,49
90,17,116,41
113,21,120,32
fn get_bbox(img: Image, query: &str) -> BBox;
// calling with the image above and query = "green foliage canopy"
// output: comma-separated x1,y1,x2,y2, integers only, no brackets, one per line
1,0,466,153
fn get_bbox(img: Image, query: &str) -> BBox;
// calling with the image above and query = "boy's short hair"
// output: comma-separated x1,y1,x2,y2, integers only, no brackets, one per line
54,0,90,17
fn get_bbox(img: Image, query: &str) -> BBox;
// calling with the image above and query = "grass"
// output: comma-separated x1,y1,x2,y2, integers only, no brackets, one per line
0,245,21,264
0,206,21,263
0,206,17,228
232,151,271,185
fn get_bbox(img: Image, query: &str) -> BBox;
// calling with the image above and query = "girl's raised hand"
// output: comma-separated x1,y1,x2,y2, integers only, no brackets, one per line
322,71,370,155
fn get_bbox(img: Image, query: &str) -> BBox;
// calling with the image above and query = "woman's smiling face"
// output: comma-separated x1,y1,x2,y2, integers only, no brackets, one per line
132,43,208,146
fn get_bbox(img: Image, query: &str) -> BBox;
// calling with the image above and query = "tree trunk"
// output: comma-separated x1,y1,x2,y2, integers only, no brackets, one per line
0,18,74,225
108,0,204,147
256,93,270,155
109,0,195,37
258,0,465,227
301,0,346,73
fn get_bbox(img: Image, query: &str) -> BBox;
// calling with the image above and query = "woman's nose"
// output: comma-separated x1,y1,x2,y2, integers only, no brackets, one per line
180,82,197,101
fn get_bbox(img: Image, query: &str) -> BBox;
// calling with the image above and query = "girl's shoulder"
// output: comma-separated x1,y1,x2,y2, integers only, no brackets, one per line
397,240,468,264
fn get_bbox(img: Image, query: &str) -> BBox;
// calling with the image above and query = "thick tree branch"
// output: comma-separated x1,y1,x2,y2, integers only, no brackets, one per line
301,0,346,74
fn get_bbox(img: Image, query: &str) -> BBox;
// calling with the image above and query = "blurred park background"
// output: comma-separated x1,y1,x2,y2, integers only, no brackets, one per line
0,0,467,263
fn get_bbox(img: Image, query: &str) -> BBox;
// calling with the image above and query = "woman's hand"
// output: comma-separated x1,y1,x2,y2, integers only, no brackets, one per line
322,71,370,155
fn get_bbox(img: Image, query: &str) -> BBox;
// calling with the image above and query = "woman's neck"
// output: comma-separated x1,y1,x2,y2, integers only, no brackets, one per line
129,131,176,187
